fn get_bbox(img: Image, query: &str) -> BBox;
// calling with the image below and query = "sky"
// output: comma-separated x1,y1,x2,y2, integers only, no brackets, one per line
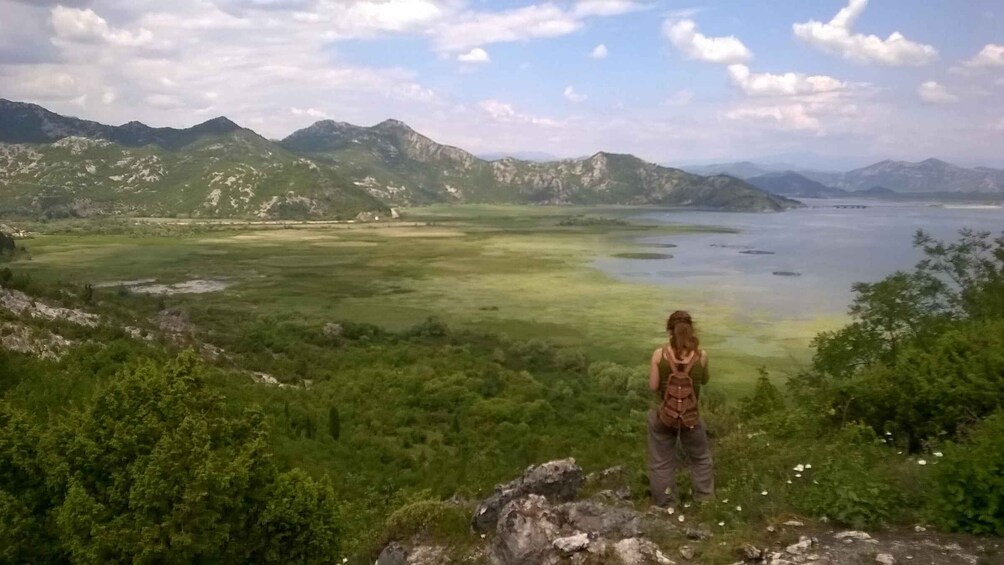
1,0,1003,169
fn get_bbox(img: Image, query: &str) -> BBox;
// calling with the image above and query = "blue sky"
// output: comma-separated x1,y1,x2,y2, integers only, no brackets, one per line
1,0,1002,168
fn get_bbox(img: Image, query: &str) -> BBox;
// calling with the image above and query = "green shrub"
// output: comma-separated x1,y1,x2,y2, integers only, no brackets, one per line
384,499,470,542
795,430,906,529
926,412,1004,535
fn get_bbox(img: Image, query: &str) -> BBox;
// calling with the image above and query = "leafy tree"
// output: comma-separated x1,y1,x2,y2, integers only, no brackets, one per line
4,352,341,562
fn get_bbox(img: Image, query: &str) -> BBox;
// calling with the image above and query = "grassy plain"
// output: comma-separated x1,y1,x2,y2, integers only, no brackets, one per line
15,205,840,396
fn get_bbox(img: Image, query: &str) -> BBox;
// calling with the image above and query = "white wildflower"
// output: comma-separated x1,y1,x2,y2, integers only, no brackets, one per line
933,451,943,457
795,473,802,478
786,479,793,484
718,521,725,527
667,507,675,515
684,502,691,508
678,515,685,522
918,459,927,466
804,464,811,469
736,505,742,512
793,464,805,472
761,490,768,496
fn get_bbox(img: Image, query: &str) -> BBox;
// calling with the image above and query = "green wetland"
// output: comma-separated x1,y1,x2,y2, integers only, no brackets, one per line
2,203,1003,562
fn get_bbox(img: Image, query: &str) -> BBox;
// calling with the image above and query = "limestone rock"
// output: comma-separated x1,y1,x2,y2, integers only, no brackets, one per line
473,458,583,532
835,531,872,542
785,536,813,555
492,495,562,565
376,542,407,565
612,537,676,565
553,532,590,554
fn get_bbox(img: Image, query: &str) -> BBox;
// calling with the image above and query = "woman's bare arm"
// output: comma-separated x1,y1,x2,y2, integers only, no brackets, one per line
649,348,663,392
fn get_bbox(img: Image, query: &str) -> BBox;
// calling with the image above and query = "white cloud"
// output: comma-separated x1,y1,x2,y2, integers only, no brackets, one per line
101,89,116,104
572,0,643,17
290,107,328,118
457,47,490,63
727,64,846,97
663,19,752,65
725,104,822,132
917,81,958,104
477,99,559,127
564,85,587,103
432,1,639,53
963,44,1004,68
51,6,154,47
793,0,937,66
590,43,608,59
665,89,694,106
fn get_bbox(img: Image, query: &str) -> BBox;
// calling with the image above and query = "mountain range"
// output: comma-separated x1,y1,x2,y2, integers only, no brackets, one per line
0,99,795,219
683,158,1004,196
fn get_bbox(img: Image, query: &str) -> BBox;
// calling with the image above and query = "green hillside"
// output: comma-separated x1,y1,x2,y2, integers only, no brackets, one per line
0,130,386,219
281,119,799,211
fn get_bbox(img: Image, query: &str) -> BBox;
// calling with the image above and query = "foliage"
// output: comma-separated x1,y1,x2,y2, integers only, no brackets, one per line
794,230,1004,449
0,352,341,562
795,427,908,529
383,498,471,543
926,412,1004,535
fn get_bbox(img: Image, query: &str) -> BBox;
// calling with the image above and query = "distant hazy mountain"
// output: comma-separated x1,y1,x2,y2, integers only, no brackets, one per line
678,161,772,179
830,159,1004,194
746,172,848,198
281,120,797,210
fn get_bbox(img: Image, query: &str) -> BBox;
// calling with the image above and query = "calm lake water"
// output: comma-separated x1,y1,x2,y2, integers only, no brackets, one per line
595,200,1004,321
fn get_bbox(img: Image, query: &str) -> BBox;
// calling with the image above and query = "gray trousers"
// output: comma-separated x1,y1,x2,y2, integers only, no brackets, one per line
647,410,714,507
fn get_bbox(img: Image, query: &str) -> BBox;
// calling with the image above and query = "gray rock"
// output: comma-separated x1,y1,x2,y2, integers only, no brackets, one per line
376,542,407,565
473,458,583,532
553,532,590,554
783,520,805,527
561,500,643,538
491,495,562,565
785,536,813,555
738,544,763,561
612,537,675,565
680,545,695,560
834,530,872,542
875,554,896,565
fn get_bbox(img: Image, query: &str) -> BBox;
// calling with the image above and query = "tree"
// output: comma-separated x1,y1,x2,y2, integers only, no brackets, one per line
23,352,340,562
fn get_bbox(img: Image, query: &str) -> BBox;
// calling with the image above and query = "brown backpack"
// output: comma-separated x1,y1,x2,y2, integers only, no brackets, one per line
658,348,700,430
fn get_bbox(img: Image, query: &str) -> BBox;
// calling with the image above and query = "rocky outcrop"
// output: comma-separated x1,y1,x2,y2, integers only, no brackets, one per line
1,288,99,327
472,458,584,532
378,459,1000,565
491,494,671,565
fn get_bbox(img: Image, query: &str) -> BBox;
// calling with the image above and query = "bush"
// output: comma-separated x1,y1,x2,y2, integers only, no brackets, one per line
926,412,1004,535
791,425,909,529
384,499,470,542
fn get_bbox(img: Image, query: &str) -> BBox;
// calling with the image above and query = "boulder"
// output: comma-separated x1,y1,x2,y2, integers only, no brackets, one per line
553,532,590,554
612,538,676,565
472,458,584,532
561,500,643,539
492,495,562,565
376,542,407,565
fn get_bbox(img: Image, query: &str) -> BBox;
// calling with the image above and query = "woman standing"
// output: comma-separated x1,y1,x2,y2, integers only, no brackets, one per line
647,310,714,508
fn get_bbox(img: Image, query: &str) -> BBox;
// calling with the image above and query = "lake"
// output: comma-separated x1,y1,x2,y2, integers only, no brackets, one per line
595,200,1004,322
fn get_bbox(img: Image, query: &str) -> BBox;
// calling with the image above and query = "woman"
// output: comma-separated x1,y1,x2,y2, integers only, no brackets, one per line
647,310,714,508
